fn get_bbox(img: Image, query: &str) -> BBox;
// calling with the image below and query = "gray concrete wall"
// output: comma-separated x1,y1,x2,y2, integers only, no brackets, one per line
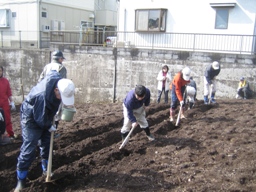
0,47,255,104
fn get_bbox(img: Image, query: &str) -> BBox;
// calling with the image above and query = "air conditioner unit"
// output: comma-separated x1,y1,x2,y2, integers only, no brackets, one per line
42,25,50,32
51,20,58,34
59,21,65,35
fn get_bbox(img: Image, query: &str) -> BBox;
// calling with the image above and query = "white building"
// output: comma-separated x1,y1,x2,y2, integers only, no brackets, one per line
117,0,256,54
0,0,118,48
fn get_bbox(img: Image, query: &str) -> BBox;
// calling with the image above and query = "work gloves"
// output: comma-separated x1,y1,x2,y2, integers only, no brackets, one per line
10,101,16,111
180,101,184,106
210,84,214,89
132,122,138,128
0,113,3,121
48,125,57,132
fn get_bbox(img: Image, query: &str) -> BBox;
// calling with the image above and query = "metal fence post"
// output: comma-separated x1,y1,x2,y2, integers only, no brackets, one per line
239,35,243,54
39,31,41,49
193,34,196,51
1,31,3,48
19,30,21,48
152,33,154,50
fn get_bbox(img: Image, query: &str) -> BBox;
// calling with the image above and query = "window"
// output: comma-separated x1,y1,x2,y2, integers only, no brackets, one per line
215,8,229,29
42,11,47,18
210,2,236,30
0,9,10,28
12,12,16,18
80,21,93,28
135,9,167,32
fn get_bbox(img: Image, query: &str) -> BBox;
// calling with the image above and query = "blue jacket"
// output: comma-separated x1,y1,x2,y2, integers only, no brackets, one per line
20,70,62,130
204,64,221,84
123,88,150,123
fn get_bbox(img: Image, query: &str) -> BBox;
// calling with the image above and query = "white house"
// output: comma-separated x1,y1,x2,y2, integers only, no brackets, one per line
0,0,118,48
117,0,256,54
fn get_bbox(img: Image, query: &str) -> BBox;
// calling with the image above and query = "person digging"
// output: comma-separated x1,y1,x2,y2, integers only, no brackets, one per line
14,70,75,192
38,50,67,139
120,85,155,142
169,67,191,122
203,61,221,104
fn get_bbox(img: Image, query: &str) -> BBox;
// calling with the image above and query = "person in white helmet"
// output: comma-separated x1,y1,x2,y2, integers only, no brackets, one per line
203,61,221,104
169,67,191,122
14,71,75,192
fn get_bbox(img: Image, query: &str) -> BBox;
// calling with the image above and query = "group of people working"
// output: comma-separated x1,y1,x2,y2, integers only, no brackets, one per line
156,61,220,121
156,61,253,121
0,52,254,191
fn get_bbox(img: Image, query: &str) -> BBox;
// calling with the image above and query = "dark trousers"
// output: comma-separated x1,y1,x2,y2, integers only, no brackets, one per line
171,84,186,110
0,108,5,135
157,88,169,103
238,87,252,99
17,124,51,171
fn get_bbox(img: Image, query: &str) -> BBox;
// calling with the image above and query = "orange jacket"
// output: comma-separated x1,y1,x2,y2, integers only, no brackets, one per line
170,72,190,101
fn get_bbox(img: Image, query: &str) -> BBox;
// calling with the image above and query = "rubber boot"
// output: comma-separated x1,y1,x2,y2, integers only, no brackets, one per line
121,132,129,141
14,170,28,192
189,102,194,109
211,93,216,103
42,159,54,177
54,121,61,138
41,159,48,175
180,108,186,119
170,109,174,122
143,127,155,141
204,96,209,104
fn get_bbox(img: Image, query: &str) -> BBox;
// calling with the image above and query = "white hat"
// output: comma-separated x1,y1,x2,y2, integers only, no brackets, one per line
57,79,75,105
212,61,220,70
181,67,191,81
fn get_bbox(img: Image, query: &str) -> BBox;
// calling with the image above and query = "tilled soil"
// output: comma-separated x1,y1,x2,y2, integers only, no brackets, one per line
0,99,256,192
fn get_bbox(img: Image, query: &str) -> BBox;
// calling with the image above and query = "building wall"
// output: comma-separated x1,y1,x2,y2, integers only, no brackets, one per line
0,47,255,104
0,2,38,31
118,0,256,35
0,0,94,32
40,2,94,31
42,0,94,10
95,0,118,27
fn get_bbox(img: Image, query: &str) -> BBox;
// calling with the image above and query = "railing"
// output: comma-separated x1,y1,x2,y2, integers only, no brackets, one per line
0,30,255,54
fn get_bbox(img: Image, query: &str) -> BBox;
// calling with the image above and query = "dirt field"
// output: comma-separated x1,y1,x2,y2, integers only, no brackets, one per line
0,99,256,192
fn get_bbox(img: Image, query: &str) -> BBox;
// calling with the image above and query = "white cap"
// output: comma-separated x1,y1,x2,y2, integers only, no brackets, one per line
181,67,191,81
57,79,75,105
212,61,220,70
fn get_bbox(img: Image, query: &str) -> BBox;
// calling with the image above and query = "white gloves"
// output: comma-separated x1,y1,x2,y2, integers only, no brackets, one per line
180,101,184,106
10,101,16,111
132,122,138,128
237,88,241,92
210,84,214,88
48,125,57,132
0,113,4,121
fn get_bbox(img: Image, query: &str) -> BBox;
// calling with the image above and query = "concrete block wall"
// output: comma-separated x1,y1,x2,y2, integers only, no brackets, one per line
0,47,255,104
